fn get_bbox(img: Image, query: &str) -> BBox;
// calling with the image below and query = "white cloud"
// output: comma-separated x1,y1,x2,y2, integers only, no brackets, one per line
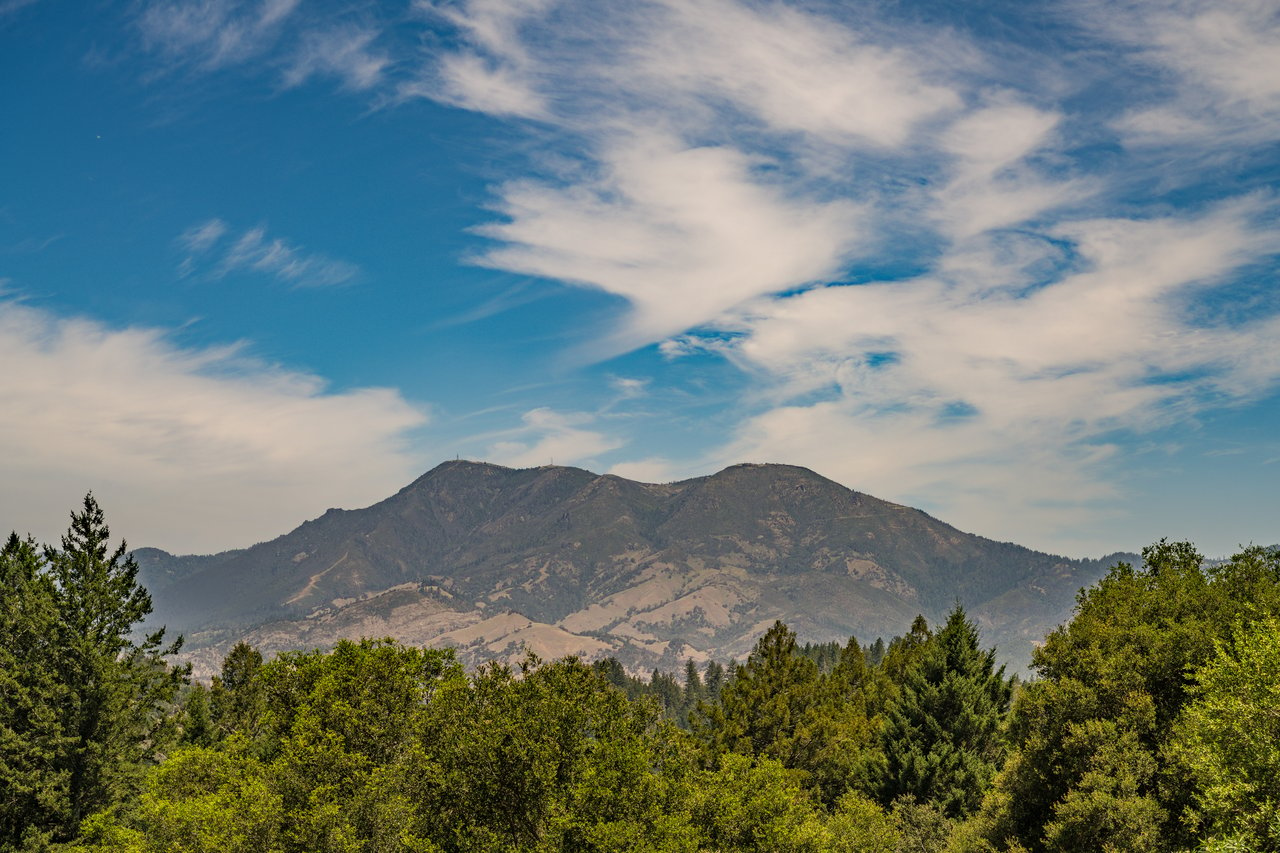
178,217,228,254
1094,0,1280,145
607,456,687,484
711,200,1280,549
932,100,1089,238
178,219,361,287
283,26,389,91
486,407,624,468
475,132,866,346
608,376,648,400
0,301,428,553
630,0,963,148
138,0,299,70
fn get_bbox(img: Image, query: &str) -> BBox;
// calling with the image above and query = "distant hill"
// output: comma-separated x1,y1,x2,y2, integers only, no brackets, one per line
136,461,1134,678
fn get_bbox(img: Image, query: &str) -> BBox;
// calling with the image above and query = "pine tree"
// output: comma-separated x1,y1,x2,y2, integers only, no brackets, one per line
681,658,705,721
704,660,726,698
209,641,266,740
699,621,822,769
45,494,188,839
877,605,1011,818
0,533,69,850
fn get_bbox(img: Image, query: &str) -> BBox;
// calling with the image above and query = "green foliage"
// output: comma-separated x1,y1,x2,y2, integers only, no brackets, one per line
700,621,823,765
209,641,267,742
878,606,1012,819
0,534,68,851
827,793,900,853
689,753,832,852
418,654,696,851
1174,616,1280,850
973,542,1280,853
45,495,189,838
9,497,1280,853
71,746,283,853
0,496,188,849
694,622,887,807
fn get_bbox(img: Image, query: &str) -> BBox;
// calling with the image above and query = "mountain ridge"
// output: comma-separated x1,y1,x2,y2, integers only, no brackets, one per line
136,460,1133,678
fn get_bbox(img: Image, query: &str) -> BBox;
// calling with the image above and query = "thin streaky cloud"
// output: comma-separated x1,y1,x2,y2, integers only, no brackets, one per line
137,0,300,71
283,26,389,91
412,0,1280,548
178,220,361,288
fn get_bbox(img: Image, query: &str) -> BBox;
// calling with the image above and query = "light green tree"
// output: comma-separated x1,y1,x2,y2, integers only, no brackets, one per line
1175,616,1280,851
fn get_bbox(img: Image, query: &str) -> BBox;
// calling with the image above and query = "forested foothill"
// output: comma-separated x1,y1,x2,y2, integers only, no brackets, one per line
3,498,1280,852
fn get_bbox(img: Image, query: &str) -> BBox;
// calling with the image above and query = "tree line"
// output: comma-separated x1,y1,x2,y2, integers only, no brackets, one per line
2,496,1279,851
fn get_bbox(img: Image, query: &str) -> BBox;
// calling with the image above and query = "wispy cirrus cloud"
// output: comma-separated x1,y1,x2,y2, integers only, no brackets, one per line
283,25,389,91
137,0,299,71
412,0,1280,549
1091,0,1280,146
136,0,390,91
699,199,1280,543
0,299,428,552
178,218,361,287
123,0,1280,550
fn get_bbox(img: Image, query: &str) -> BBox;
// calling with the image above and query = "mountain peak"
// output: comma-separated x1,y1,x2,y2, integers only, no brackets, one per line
144,459,1127,678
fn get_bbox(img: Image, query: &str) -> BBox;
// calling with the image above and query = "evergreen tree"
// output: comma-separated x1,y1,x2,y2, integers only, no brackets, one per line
0,534,69,851
698,621,822,769
45,494,188,839
878,605,1011,818
704,660,726,699
209,641,266,741
681,658,705,721
866,638,887,667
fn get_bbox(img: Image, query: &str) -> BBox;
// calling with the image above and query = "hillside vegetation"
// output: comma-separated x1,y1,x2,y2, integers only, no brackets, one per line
3,497,1279,852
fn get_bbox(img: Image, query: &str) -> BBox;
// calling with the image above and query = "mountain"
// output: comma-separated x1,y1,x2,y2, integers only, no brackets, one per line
136,461,1131,678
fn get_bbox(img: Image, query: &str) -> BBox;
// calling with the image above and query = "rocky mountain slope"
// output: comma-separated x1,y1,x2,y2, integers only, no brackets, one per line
136,461,1130,678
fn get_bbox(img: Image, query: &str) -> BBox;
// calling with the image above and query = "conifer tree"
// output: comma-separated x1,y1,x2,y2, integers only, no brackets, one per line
699,621,822,769
877,605,1011,818
704,660,726,698
45,494,188,838
0,534,69,850
681,658,706,723
209,641,266,741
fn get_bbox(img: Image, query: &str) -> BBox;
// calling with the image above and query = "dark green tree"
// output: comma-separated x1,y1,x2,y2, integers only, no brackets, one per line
418,654,696,850
45,494,188,839
878,605,1011,818
698,621,823,769
208,641,266,742
704,660,726,699
681,658,705,719
0,534,69,851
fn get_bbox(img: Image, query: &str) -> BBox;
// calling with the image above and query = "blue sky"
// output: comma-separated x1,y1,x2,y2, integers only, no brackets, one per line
2,0,1278,558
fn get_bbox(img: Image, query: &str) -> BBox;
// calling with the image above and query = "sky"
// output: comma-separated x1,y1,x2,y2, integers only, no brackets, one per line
1,0,1278,559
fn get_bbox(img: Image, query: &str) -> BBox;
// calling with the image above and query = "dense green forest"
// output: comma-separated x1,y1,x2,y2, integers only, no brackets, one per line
3,496,1280,852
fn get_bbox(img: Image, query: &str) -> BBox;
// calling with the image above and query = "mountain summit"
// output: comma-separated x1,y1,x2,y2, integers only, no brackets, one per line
137,461,1126,677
